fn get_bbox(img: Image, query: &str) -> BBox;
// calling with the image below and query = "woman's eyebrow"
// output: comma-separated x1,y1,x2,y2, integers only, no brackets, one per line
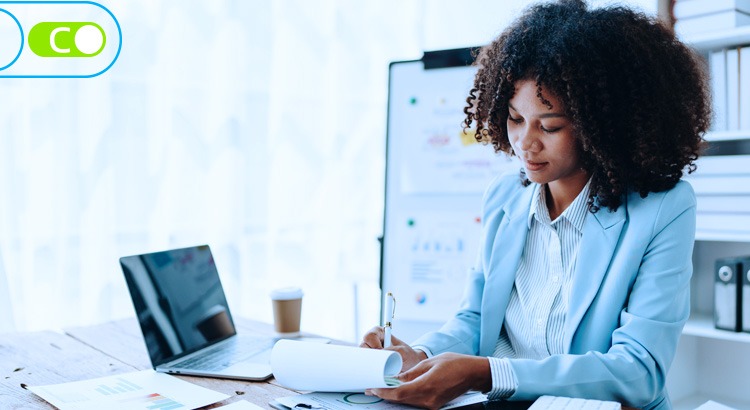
539,112,566,119
508,103,566,119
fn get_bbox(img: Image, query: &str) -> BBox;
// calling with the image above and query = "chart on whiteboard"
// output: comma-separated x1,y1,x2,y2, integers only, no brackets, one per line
386,210,485,322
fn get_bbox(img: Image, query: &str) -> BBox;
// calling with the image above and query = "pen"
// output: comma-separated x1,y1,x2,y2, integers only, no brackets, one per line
383,292,395,348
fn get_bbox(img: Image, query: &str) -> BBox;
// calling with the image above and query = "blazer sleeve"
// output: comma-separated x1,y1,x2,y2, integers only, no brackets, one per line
507,182,696,408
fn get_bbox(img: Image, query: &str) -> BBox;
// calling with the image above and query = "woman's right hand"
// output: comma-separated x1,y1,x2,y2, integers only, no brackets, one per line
359,326,427,372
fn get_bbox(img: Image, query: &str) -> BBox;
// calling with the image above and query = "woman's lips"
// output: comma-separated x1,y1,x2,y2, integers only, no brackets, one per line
525,160,548,171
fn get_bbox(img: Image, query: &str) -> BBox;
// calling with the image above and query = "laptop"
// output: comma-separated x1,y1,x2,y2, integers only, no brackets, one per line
120,244,274,381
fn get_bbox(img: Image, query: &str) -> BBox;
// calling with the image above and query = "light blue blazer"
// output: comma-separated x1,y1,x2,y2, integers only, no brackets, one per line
412,173,696,410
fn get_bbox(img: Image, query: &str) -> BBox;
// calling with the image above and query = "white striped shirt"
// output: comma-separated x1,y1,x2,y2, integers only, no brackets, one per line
487,180,591,399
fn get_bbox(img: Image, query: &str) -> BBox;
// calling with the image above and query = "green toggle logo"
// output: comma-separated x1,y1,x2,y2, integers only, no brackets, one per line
28,22,106,57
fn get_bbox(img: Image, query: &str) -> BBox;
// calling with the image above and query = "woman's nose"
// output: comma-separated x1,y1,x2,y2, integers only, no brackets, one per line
515,128,541,153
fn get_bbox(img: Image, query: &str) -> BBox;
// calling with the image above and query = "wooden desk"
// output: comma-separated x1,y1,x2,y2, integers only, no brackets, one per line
1,320,639,410
0,318,297,409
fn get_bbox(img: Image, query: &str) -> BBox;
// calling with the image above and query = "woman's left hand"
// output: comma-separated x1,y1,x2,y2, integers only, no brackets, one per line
366,353,492,410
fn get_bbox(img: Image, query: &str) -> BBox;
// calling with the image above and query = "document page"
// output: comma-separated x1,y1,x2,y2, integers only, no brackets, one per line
272,391,487,410
28,369,228,410
271,340,403,392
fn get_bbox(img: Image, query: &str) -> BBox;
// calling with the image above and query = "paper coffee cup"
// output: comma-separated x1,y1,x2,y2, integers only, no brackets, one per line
270,287,303,337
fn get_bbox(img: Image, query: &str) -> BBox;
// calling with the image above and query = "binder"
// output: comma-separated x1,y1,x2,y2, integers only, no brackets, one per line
743,257,750,333
715,257,742,331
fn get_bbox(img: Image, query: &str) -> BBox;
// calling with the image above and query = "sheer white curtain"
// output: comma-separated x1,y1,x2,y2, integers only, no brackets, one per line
0,0,426,341
0,0,655,341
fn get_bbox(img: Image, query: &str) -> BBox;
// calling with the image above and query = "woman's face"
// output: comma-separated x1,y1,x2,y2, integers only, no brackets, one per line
507,79,585,187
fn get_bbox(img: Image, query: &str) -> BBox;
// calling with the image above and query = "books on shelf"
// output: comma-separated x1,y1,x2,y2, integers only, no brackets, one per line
727,49,740,130
710,49,728,132
708,46,750,134
675,0,750,36
740,47,750,130
684,155,750,241
675,0,750,17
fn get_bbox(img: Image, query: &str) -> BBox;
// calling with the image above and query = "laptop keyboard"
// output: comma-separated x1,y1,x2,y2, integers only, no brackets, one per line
528,396,621,410
171,336,276,372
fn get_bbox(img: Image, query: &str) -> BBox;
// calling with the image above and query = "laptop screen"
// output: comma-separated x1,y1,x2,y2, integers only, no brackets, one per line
120,245,237,367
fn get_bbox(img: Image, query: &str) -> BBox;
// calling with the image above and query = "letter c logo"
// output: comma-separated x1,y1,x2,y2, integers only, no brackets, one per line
50,27,70,53
29,22,105,57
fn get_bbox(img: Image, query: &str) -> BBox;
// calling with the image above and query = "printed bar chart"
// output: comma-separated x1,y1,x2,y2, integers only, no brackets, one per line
120,392,184,410
95,377,142,395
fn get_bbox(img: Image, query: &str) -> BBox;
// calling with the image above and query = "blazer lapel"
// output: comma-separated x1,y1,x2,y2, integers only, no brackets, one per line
479,184,535,356
563,201,627,352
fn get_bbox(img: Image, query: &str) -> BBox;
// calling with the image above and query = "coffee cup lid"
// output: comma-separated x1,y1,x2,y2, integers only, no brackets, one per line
270,287,303,300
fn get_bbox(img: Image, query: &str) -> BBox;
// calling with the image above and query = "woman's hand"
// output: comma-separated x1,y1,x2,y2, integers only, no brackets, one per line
366,353,492,410
359,326,427,372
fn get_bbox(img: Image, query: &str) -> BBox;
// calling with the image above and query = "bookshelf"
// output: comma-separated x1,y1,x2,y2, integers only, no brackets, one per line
667,26,750,410
683,314,750,343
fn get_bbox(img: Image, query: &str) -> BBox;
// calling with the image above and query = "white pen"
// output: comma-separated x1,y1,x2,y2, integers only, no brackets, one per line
383,292,395,348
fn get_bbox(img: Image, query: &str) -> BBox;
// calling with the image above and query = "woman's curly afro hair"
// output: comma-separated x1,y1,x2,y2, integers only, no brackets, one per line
463,0,711,212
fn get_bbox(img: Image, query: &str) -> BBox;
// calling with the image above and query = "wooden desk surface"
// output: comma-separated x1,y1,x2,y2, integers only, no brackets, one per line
1,320,639,410
0,318,297,409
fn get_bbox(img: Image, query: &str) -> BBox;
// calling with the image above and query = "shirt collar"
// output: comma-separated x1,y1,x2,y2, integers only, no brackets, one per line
527,179,592,233
527,184,546,228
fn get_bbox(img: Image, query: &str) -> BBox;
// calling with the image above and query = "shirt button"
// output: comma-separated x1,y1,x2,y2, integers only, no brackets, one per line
552,275,560,282
537,318,544,326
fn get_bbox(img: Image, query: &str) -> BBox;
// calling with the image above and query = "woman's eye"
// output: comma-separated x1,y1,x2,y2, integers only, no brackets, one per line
541,126,561,133
508,116,522,124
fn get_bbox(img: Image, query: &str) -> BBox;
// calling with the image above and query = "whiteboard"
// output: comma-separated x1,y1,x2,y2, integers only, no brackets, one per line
380,49,518,343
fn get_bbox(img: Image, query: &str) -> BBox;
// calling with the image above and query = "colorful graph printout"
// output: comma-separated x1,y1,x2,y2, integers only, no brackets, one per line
95,377,141,395
28,369,228,410
120,393,183,410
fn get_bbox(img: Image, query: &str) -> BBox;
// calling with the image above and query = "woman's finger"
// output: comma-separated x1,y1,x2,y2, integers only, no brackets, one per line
359,326,385,348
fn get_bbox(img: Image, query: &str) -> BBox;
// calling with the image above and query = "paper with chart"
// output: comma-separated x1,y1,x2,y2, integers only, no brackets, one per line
272,391,487,410
271,340,403,392
27,369,228,410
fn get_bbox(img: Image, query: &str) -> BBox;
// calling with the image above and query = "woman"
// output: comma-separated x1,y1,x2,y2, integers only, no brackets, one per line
360,1,710,409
